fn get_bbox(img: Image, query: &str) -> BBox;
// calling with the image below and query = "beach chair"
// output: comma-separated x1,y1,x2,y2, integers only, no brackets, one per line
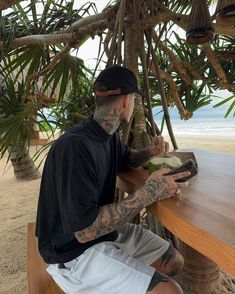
27,222,64,294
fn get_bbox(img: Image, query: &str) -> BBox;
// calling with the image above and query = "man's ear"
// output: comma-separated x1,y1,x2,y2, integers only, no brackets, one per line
122,94,129,108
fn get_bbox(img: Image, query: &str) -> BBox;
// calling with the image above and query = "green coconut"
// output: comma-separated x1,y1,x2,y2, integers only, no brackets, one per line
148,155,182,174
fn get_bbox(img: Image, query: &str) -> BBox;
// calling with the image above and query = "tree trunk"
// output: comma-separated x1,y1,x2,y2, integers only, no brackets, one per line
124,6,148,150
123,4,161,230
9,146,41,180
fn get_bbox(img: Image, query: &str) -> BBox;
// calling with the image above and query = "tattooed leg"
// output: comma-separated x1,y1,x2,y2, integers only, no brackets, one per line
151,244,184,276
147,271,183,294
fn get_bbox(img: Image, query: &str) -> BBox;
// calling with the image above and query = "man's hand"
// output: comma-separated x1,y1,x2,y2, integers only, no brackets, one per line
148,136,169,157
143,168,190,203
127,136,169,168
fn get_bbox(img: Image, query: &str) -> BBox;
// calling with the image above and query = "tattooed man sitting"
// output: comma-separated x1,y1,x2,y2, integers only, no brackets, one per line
36,66,189,294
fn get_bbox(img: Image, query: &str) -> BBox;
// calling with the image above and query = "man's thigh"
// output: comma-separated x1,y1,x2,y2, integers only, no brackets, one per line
47,241,155,294
116,223,170,265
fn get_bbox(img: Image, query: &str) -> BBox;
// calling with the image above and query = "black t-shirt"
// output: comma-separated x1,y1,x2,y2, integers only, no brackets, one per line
35,119,130,264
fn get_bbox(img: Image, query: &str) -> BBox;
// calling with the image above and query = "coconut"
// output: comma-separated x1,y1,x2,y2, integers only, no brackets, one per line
148,155,182,174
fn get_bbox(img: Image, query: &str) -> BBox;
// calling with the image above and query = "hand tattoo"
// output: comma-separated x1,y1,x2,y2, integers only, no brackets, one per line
144,177,170,204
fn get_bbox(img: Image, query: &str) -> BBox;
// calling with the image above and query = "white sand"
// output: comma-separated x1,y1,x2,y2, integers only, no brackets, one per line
0,135,234,293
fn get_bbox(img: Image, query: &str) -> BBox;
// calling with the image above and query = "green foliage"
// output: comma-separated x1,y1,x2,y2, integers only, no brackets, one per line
52,75,95,133
1,0,95,100
213,95,235,118
0,1,95,162
42,53,90,100
147,28,234,117
0,77,35,158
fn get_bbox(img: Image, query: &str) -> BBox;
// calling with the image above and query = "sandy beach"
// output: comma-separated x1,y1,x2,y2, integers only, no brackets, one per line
0,134,235,294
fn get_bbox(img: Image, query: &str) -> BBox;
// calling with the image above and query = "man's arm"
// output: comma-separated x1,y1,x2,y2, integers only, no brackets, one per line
127,147,153,168
127,136,169,168
75,169,189,243
75,176,170,243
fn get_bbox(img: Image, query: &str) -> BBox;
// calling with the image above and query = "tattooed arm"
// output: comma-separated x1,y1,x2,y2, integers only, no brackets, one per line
74,168,190,243
127,147,153,168
75,176,171,243
127,136,169,168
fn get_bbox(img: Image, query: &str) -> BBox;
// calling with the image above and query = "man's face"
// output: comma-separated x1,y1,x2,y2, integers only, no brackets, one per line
120,93,136,123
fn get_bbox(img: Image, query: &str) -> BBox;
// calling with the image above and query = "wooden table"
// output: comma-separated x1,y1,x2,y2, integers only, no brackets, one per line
117,149,235,291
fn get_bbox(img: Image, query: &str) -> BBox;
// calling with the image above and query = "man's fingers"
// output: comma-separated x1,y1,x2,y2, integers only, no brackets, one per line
172,171,191,181
159,138,169,154
150,136,170,156
177,181,189,189
164,142,169,154
151,168,171,177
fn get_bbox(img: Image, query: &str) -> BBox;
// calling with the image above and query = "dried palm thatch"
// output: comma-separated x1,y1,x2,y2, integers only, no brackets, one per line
215,0,235,25
186,0,214,45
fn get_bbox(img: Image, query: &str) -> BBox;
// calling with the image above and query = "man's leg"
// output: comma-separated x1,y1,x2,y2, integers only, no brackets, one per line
146,271,183,294
151,244,184,276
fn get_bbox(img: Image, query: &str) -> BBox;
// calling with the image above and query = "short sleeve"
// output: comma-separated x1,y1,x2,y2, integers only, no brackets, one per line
117,134,131,171
55,141,100,233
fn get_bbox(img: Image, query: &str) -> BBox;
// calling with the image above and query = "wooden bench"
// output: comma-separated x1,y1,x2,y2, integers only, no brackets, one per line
27,223,64,294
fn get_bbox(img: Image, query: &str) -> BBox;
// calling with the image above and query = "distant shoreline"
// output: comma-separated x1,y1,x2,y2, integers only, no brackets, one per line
39,130,235,154
164,135,235,154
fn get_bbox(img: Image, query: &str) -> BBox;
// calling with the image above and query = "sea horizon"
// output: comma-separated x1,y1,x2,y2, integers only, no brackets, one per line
153,104,235,137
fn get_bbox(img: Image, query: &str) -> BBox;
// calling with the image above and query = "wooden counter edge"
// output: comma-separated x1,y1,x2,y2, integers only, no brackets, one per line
148,202,235,276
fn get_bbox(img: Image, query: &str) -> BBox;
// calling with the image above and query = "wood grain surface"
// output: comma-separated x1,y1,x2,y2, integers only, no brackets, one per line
117,149,235,276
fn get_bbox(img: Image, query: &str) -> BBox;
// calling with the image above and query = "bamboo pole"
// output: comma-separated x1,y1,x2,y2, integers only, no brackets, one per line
107,6,122,66
117,0,126,65
139,30,157,137
147,31,178,150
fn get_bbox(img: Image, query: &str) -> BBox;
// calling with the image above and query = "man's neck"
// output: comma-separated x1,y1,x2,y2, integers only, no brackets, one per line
93,105,121,135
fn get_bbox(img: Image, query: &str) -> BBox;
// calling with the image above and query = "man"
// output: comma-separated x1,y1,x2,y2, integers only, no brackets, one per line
36,65,190,294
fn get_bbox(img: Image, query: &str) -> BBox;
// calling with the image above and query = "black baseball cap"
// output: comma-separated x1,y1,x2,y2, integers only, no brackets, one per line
94,65,143,97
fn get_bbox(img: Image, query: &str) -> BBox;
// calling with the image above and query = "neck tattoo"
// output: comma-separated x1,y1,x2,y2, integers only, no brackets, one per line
94,105,121,135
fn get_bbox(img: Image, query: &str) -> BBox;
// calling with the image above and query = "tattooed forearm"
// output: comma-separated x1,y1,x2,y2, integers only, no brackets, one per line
128,148,152,168
75,177,170,243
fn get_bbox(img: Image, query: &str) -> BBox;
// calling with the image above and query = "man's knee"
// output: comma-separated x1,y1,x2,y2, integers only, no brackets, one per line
166,247,184,276
152,244,184,276
146,271,183,294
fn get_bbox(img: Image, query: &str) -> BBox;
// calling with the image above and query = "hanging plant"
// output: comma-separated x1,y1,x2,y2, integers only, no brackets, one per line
186,0,214,45
215,0,235,25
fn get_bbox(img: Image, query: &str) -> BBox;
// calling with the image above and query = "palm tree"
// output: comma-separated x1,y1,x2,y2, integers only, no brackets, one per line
0,77,41,179
0,0,93,179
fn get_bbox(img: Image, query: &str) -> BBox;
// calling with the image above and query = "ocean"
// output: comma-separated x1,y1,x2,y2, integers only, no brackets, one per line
41,98,235,137
153,104,235,137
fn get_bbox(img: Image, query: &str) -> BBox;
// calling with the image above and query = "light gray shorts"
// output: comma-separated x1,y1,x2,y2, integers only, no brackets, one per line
47,223,169,294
